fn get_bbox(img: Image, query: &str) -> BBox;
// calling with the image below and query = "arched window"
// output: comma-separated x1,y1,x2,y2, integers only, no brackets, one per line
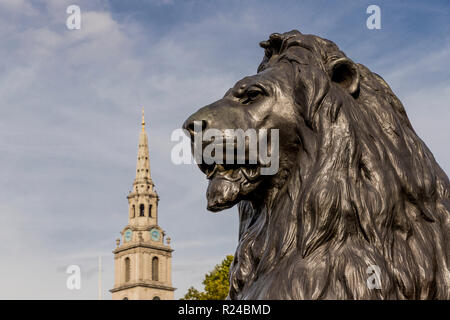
139,204,145,217
131,205,135,218
123,297,128,300
124,257,131,282
152,296,160,300
152,257,159,281
149,204,152,217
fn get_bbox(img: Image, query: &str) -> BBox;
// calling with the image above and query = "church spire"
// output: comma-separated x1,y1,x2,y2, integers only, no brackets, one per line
135,107,152,183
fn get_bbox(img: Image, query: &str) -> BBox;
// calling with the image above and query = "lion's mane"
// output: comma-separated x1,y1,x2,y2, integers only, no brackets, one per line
229,30,450,299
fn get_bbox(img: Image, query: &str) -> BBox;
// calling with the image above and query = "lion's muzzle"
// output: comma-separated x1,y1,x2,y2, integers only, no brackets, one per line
183,105,265,212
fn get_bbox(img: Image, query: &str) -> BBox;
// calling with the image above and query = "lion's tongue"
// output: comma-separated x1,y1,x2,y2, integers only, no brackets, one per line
206,174,241,212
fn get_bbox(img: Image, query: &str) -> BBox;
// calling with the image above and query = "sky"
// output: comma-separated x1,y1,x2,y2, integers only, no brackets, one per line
0,0,448,299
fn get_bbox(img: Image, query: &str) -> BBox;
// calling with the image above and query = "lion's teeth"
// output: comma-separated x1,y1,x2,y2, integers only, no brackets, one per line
206,165,217,179
241,166,261,181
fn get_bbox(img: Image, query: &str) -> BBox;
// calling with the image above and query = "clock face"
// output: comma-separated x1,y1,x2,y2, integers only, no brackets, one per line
124,229,132,242
150,228,160,241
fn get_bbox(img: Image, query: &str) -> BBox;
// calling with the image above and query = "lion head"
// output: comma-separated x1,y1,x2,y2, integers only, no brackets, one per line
183,30,450,299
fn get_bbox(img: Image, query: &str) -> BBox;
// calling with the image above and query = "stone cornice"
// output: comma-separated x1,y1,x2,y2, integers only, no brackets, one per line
119,224,163,234
113,242,173,254
110,282,176,293
127,191,158,199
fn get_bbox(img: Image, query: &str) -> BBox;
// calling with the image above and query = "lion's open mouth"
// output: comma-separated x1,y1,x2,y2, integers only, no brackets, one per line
199,162,262,212
202,163,261,181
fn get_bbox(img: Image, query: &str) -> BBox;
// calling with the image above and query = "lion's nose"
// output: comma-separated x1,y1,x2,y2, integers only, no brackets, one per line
183,118,209,137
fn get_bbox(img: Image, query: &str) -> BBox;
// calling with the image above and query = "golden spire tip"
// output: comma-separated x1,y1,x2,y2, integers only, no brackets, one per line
141,107,145,131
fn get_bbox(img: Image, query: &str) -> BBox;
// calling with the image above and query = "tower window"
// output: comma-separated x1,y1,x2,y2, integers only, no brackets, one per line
139,204,145,217
124,257,131,282
152,296,160,300
149,204,152,217
152,257,159,281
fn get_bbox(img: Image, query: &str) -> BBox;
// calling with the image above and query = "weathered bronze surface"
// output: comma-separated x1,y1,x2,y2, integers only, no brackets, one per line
183,30,450,299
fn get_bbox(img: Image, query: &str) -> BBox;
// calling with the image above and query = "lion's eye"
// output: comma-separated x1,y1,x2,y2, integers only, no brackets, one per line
242,87,264,104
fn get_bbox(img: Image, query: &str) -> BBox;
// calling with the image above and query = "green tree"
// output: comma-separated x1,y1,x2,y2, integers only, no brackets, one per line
182,255,234,300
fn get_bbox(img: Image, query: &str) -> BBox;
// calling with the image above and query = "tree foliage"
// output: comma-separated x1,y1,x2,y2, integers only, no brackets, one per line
182,255,233,300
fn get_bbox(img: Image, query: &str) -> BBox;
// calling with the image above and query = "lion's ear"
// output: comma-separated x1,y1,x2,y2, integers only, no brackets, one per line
329,58,360,96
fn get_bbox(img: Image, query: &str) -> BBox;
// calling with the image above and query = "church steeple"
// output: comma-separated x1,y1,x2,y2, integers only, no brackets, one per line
129,108,158,226
111,108,175,300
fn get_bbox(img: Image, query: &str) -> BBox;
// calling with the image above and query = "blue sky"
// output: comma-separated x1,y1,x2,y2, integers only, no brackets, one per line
0,0,448,299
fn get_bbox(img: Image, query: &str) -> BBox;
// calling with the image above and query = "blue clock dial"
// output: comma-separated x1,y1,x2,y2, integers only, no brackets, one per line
124,229,132,242
150,228,160,241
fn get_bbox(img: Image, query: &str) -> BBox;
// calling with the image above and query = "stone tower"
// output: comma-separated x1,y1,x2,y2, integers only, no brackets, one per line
111,109,175,300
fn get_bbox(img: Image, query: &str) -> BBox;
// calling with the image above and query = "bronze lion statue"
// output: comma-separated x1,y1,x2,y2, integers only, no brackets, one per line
183,30,450,299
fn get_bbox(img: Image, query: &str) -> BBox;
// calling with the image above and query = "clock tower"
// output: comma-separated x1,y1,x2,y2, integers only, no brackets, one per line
111,109,175,300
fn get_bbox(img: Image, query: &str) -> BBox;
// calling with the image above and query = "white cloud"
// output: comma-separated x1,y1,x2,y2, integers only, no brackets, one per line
0,0,242,300
0,0,38,15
